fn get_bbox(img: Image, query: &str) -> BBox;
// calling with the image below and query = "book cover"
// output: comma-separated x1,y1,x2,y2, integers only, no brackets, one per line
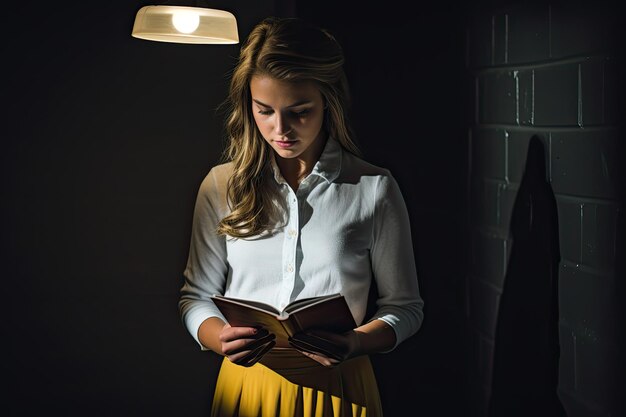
211,293,357,351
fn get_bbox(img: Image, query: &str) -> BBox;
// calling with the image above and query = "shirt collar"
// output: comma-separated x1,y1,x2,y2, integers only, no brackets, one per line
269,154,286,184
269,137,342,185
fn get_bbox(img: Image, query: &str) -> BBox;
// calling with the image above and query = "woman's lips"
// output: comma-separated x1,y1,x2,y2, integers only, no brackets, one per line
275,140,296,149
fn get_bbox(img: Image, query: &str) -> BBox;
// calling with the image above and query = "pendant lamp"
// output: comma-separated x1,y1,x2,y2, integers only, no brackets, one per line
132,4,238,44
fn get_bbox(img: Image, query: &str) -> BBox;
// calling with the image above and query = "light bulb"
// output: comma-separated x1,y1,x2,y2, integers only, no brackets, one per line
172,11,200,34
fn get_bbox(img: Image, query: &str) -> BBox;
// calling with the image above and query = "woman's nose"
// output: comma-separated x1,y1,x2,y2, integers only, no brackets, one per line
275,113,292,136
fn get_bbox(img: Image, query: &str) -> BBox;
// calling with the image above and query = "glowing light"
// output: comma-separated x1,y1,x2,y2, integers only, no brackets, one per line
132,6,239,44
172,11,200,34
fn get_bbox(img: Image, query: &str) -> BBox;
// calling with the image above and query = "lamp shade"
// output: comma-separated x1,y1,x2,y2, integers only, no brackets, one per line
132,5,238,44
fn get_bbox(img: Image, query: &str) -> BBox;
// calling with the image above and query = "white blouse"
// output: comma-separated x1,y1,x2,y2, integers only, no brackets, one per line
179,138,424,351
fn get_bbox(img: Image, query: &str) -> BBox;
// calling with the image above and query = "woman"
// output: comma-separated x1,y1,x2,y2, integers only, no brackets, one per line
179,16,424,417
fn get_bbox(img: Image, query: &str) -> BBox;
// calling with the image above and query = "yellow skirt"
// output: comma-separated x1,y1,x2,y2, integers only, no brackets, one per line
211,348,383,417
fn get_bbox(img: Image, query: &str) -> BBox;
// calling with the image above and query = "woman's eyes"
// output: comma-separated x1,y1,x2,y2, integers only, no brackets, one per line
257,109,311,117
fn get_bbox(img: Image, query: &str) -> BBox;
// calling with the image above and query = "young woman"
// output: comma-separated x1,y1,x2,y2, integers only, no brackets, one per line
179,16,424,417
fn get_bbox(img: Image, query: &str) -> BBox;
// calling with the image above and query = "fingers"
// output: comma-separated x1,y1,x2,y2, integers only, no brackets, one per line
228,338,276,367
290,344,340,367
238,339,276,367
219,325,277,367
219,325,265,344
224,330,275,355
289,333,346,361
220,326,270,352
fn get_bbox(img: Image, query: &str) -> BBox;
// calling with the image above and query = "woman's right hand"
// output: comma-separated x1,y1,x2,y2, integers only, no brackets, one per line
218,324,276,367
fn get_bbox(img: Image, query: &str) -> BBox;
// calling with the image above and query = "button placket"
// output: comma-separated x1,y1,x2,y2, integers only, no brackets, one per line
279,189,299,308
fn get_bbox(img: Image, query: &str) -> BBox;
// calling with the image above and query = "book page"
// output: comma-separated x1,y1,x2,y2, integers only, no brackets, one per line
211,296,291,344
283,293,342,315
284,294,356,336
212,295,281,315
211,293,356,349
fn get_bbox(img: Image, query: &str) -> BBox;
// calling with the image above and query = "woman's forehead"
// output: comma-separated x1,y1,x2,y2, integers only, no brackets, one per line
250,75,321,104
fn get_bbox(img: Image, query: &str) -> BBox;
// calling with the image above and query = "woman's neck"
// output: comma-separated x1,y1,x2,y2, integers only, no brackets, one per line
276,133,327,191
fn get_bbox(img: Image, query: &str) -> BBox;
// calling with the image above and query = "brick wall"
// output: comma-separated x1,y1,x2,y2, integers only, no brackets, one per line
466,2,624,417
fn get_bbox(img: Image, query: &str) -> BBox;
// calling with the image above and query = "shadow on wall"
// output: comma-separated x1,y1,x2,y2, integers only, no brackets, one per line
489,135,567,417
613,76,626,417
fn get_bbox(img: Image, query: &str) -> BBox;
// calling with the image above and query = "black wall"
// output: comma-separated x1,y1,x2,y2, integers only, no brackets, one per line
3,2,280,416
294,3,472,416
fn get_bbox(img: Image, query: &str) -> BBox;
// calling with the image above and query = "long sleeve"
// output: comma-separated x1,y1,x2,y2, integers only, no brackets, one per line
179,167,230,350
368,173,424,350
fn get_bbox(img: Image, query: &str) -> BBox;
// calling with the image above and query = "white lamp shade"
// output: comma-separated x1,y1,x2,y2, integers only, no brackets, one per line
132,5,239,44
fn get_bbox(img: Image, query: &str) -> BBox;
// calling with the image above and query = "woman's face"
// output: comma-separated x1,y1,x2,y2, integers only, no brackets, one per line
250,75,326,162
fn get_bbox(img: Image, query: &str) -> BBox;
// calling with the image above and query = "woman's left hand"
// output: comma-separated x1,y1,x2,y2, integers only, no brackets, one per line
289,329,362,367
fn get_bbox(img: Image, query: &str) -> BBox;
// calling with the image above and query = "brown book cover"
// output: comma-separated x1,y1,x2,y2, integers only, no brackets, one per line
211,293,357,352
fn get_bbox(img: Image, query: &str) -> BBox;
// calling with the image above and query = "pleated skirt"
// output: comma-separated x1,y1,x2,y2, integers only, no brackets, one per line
210,348,383,417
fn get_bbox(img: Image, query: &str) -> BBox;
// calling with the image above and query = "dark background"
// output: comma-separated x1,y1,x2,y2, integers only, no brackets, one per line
295,3,472,417
6,0,618,416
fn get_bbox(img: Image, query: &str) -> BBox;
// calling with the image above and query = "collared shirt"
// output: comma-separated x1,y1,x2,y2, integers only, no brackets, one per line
179,138,424,351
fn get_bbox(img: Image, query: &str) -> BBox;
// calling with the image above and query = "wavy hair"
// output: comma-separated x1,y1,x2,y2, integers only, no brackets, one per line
217,16,359,238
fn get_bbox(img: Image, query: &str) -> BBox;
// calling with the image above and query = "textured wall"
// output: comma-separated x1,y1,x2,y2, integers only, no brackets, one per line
466,2,624,417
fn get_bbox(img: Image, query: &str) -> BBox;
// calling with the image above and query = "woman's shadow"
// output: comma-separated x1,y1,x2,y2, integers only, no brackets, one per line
488,135,567,417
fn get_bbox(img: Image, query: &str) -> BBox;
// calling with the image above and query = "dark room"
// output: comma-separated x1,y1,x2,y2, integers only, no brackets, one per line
3,1,624,416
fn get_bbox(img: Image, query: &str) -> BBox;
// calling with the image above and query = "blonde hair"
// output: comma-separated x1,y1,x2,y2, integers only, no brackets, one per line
217,16,359,238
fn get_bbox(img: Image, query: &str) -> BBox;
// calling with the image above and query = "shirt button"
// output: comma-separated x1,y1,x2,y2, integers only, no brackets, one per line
288,229,297,238
286,264,294,273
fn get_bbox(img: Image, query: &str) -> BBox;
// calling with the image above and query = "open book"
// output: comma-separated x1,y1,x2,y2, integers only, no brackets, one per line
211,293,357,357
